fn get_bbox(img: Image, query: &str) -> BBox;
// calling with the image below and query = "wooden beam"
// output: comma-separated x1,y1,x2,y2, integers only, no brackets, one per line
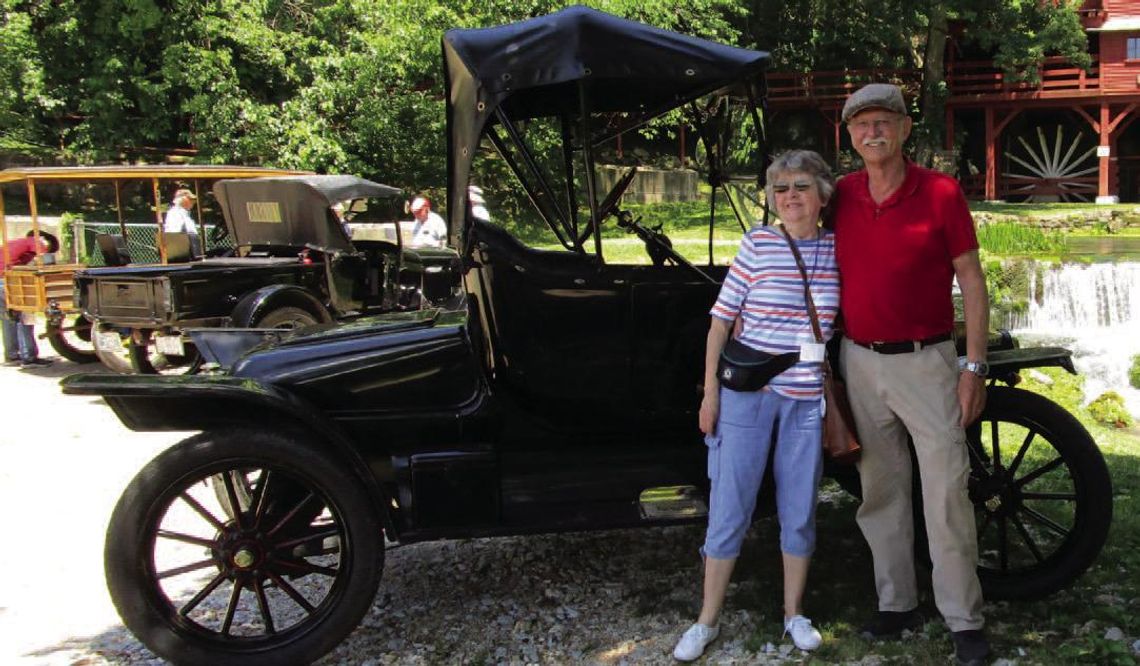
1072,105,1099,133
1104,103,1137,135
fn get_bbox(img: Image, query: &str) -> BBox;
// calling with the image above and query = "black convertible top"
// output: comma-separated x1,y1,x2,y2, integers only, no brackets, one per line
213,175,402,253
443,5,769,237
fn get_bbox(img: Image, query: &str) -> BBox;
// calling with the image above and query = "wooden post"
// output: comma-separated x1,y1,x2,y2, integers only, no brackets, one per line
985,107,997,200
153,178,166,265
1098,101,1111,202
28,180,42,267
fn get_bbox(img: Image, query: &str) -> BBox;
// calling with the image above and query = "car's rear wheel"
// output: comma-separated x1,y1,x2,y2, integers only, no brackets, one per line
829,387,1111,600
46,315,97,363
968,386,1111,600
105,429,383,666
252,306,320,330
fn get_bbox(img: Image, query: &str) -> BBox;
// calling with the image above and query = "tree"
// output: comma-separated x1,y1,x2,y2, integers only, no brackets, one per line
740,0,1090,166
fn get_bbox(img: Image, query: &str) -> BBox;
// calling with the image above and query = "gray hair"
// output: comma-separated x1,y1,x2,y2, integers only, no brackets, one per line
764,150,835,208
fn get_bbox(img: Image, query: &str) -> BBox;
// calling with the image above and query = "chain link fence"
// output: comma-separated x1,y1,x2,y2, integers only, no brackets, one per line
75,220,234,266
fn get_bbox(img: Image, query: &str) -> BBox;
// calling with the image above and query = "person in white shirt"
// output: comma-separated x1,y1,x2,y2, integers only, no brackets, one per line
409,196,447,248
163,188,201,258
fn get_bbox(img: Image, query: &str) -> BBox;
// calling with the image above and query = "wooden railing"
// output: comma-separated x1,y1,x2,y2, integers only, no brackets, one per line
945,56,1098,96
766,69,921,105
766,56,1099,106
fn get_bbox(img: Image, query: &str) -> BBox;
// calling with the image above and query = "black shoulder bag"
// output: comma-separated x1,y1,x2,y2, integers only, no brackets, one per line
715,232,800,392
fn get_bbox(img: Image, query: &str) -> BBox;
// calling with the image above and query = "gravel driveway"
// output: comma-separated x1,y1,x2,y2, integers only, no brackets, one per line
0,355,826,666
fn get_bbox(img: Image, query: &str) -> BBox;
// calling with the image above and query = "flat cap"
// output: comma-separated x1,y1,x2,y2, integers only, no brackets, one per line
841,83,907,123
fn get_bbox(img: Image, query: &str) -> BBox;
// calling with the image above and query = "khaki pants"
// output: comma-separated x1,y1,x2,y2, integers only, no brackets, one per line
840,338,984,632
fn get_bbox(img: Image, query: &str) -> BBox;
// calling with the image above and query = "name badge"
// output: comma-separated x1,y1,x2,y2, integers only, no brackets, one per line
799,341,826,362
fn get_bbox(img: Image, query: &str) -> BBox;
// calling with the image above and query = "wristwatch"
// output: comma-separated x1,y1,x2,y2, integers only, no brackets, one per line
959,358,990,377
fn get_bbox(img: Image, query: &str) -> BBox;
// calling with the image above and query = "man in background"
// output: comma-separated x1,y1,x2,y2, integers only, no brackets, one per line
409,196,447,248
164,188,201,258
1,231,58,367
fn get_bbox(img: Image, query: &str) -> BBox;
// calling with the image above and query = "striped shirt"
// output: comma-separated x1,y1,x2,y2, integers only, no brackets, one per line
710,225,840,400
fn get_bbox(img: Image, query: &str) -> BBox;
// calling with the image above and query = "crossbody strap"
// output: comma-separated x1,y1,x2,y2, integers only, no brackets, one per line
777,226,824,344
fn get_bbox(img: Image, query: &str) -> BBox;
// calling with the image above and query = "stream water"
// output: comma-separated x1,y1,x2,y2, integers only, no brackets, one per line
1005,260,1140,416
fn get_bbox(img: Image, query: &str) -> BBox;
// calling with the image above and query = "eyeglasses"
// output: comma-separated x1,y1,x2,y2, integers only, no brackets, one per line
772,180,814,194
848,117,901,133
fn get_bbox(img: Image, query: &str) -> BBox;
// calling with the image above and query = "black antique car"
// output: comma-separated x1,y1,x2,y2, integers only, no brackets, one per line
62,7,1111,665
75,175,462,373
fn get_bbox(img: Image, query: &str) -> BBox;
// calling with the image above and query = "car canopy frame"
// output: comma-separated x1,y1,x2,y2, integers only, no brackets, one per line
212,175,403,254
443,5,771,258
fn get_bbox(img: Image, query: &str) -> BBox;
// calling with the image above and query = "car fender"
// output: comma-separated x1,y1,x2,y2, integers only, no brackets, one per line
59,372,397,534
230,284,333,327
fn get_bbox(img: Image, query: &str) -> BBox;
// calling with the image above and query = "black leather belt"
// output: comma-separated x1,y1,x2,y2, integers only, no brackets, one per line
851,332,953,355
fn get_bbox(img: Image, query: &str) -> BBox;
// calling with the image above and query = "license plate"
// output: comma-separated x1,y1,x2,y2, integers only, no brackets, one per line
155,334,185,356
95,330,122,352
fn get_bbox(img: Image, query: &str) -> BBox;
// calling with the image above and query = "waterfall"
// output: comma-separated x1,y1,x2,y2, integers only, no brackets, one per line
1009,262,1140,416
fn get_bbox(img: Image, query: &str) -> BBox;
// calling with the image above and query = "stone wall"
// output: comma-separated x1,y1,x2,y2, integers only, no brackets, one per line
594,165,700,204
973,208,1140,233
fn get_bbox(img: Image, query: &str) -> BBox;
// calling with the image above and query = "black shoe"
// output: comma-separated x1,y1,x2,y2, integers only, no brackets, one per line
20,358,53,368
859,609,924,639
951,629,991,666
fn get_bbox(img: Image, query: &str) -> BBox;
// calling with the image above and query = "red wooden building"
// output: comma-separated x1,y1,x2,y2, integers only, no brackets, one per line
765,0,1140,203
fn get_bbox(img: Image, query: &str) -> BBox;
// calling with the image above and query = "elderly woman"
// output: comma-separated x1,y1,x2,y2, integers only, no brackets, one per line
674,150,840,661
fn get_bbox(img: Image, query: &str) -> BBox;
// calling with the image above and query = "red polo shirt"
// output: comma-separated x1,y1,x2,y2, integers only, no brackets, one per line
834,163,978,343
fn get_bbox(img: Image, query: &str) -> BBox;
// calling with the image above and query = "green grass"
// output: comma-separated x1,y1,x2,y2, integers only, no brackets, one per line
726,367,1140,664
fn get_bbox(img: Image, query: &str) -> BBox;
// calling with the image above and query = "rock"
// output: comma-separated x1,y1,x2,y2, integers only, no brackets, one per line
1131,639,1140,655
778,643,794,656
1025,369,1053,385
992,659,1017,666
1105,626,1125,641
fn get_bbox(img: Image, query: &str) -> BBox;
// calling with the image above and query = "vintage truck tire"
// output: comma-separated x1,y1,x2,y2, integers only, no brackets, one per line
831,386,1111,601
46,315,97,363
969,386,1111,600
105,429,384,666
253,306,321,330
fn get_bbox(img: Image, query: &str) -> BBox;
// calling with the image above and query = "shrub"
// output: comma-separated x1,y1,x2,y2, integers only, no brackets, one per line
1087,391,1134,429
1130,354,1140,390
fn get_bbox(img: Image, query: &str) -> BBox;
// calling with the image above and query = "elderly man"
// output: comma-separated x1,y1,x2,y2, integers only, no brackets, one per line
833,83,991,666
164,188,201,257
408,196,447,248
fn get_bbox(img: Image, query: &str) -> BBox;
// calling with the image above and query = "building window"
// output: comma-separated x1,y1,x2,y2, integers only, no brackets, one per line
1129,37,1140,60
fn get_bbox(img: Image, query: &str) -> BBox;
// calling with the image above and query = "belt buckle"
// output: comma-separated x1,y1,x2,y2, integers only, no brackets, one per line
871,340,887,353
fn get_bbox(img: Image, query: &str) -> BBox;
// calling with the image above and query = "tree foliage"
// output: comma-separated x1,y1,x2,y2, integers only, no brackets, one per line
0,0,1091,183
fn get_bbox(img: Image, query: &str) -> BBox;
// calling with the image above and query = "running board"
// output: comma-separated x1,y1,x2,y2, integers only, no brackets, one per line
639,485,708,520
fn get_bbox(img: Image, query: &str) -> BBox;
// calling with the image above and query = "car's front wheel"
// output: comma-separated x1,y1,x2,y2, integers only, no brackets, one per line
105,429,384,666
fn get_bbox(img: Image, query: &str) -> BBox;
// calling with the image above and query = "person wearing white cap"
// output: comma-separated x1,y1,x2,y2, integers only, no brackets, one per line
163,188,201,257
409,196,447,248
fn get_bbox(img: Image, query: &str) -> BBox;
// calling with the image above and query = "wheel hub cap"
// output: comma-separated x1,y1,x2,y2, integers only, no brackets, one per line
233,549,256,569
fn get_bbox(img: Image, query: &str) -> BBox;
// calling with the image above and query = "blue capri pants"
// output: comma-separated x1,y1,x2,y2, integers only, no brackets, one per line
703,387,824,559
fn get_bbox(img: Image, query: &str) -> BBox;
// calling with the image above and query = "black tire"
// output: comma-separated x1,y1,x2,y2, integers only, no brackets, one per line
968,386,1112,600
253,306,320,330
46,315,97,363
829,386,1111,601
105,429,384,666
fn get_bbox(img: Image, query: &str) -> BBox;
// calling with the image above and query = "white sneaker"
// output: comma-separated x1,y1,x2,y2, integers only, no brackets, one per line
784,614,822,651
673,622,719,661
